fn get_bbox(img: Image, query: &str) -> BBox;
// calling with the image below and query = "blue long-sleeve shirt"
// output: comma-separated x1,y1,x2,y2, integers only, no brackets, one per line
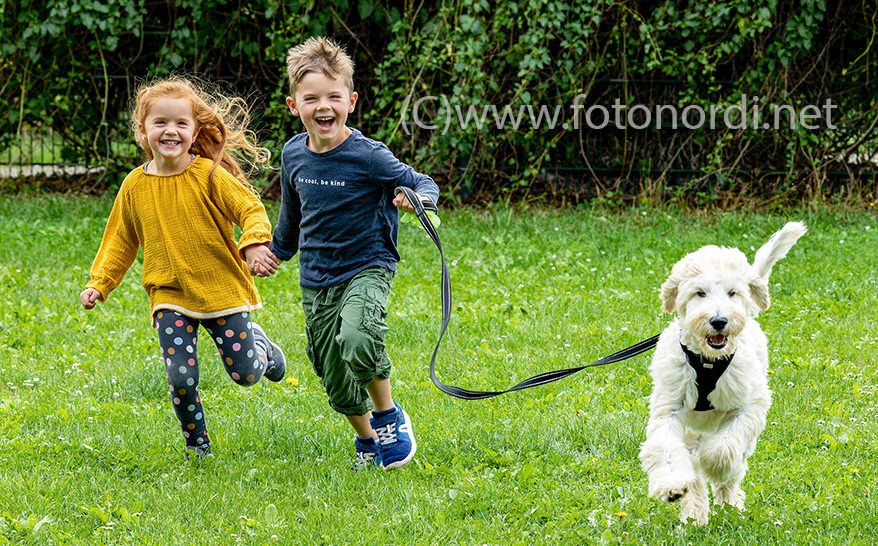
269,129,440,288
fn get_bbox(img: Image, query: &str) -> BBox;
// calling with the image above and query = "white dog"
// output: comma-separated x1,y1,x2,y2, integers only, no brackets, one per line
639,221,806,525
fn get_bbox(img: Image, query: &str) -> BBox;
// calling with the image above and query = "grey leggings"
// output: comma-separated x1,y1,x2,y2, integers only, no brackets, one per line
154,310,267,448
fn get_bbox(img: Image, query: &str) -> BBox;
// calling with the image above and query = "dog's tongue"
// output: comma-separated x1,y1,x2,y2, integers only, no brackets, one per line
709,334,726,345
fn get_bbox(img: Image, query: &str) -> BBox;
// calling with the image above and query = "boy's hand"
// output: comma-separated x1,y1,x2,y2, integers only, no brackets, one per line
393,191,424,213
80,288,102,309
243,244,280,277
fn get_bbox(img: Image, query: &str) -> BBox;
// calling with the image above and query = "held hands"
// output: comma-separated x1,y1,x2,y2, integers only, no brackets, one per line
80,288,102,309
243,243,280,278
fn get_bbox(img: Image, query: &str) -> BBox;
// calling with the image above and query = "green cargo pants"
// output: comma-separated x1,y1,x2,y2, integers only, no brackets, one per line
301,267,394,415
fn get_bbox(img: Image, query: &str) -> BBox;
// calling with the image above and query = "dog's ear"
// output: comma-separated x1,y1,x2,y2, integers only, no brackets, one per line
660,275,678,313
750,276,770,311
661,257,700,313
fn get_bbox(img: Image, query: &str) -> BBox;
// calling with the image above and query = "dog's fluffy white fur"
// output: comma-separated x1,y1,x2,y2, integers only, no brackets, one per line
639,221,806,525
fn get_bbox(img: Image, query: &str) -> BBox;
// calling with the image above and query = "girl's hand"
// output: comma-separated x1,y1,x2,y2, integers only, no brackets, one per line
243,244,280,277
80,288,102,309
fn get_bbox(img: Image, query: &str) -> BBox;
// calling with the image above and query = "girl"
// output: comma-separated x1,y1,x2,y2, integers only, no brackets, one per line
80,77,285,460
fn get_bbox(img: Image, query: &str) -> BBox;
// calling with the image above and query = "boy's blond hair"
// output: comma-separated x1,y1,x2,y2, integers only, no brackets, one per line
285,36,355,97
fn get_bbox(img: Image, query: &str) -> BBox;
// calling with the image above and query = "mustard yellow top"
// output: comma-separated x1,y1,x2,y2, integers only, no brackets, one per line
86,156,272,320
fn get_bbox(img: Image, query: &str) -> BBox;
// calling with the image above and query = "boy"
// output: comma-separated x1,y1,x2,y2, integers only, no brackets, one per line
263,36,439,470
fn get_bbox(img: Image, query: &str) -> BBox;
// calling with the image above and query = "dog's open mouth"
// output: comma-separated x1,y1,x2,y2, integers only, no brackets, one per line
707,334,727,349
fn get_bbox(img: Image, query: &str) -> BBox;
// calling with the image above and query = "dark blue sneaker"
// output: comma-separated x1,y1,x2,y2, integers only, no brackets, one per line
252,323,286,382
370,402,417,470
353,436,382,470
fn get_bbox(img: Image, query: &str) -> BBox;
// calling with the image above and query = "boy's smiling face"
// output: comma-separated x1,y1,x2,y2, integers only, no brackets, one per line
288,71,358,153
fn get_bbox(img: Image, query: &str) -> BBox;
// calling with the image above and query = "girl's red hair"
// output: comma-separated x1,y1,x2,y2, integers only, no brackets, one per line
132,77,270,191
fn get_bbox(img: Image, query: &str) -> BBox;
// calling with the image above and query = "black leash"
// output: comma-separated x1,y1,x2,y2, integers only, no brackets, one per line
395,186,660,400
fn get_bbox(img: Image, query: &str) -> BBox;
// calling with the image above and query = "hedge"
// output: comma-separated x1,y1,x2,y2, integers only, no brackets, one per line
2,0,876,204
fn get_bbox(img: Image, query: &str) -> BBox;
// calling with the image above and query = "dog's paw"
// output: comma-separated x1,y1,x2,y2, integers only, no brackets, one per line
665,487,688,503
680,503,710,526
649,472,695,503
714,484,746,510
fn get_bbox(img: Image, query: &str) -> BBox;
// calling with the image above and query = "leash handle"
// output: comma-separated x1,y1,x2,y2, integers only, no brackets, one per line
395,187,438,214
395,186,659,400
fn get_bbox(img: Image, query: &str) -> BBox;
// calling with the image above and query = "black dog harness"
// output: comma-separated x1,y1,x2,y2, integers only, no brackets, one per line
680,344,734,411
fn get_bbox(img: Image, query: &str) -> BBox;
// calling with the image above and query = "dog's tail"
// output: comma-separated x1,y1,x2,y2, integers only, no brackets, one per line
752,221,807,279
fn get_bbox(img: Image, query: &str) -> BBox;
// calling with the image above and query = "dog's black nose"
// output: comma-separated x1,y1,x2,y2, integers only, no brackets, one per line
710,316,728,331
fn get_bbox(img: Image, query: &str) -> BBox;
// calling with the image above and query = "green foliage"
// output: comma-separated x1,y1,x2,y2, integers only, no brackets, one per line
372,0,876,201
1,1,876,201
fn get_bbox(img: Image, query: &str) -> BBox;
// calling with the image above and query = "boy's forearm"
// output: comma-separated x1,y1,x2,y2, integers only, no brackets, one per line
412,174,440,205
268,216,299,261
271,161,302,261
268,238,297,261
370,144,439,205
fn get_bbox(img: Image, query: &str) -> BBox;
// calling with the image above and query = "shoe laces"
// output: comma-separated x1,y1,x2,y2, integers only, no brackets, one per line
375,422,398,446
355,450,379,464
252,327,272,360
353,444,380,469
255,339,271,360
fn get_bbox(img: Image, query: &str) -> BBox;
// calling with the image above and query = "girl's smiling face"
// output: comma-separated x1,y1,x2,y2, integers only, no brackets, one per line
141,97,198,174
287,71,358,153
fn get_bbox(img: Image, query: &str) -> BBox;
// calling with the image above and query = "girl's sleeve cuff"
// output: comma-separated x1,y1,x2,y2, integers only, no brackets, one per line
84,280,110,302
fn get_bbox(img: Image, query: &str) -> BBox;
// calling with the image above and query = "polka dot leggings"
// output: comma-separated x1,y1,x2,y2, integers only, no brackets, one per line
154,310,268,448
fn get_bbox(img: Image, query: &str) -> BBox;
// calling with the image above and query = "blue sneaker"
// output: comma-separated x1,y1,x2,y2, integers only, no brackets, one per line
370,402,417,470
353,436,382,470
252,323,286,382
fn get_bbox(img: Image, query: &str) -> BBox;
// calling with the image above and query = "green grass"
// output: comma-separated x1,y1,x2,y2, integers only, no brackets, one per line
0,194,875,545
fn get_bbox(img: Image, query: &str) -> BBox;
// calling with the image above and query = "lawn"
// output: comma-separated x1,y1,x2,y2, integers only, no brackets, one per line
0,193,875,545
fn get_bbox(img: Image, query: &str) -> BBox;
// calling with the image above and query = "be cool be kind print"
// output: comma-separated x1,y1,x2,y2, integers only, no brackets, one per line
298,176,346,187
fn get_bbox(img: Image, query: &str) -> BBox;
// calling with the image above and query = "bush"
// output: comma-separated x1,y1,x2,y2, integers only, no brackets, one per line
2,0,876,204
